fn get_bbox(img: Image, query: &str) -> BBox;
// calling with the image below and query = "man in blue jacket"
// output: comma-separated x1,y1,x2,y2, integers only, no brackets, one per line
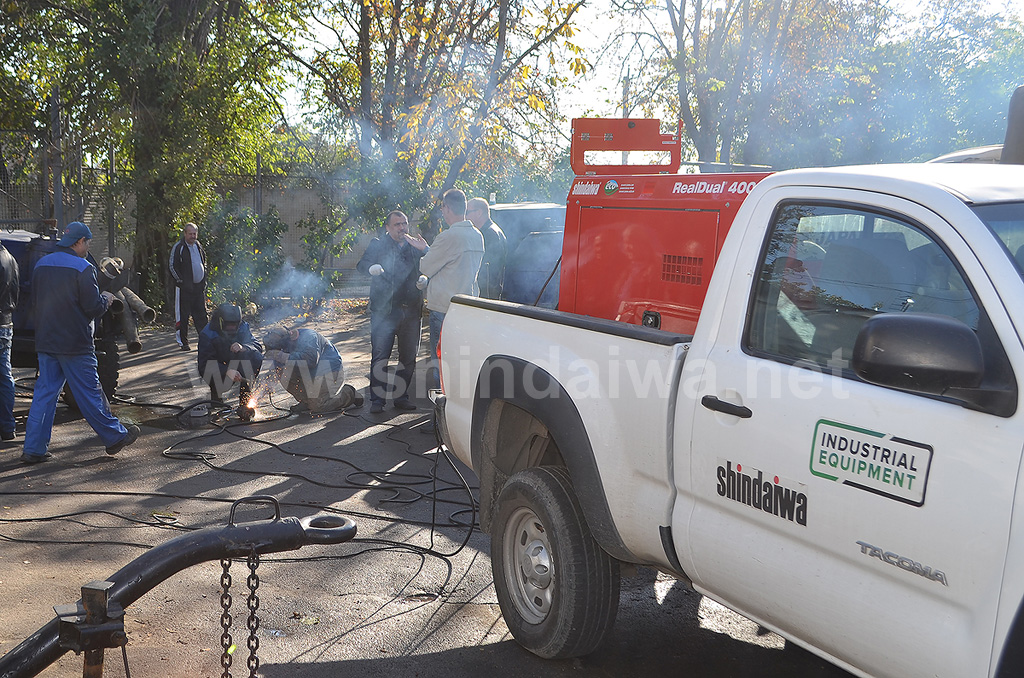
263,326,361,413
198,303,263,420
22,222,140,464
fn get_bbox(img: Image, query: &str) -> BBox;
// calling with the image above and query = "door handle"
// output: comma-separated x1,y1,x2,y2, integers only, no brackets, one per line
701,395,752,419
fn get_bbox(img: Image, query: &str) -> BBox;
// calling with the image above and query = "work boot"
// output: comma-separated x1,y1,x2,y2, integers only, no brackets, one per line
338,384,358,409
106,424,140,455
20,452,52,464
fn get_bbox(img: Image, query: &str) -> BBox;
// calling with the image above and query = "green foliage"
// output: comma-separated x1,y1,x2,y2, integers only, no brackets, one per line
295,207,359,286
202,205,289,305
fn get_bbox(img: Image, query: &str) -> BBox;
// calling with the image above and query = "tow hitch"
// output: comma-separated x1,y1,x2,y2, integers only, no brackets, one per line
0,495,357,678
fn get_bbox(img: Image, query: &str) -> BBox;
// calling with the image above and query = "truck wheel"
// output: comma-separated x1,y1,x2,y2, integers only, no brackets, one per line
491,466,620,658
61,343,119,410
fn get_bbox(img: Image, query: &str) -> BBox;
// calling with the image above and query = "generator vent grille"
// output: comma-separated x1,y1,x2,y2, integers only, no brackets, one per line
662,255,702,285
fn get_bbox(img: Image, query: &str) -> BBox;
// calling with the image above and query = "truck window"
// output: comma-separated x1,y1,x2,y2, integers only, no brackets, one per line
747,202,979,370
971,201,1024,274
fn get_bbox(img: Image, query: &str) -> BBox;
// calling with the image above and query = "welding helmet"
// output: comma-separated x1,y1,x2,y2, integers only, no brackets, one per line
263,327,290,350
214,303,242,338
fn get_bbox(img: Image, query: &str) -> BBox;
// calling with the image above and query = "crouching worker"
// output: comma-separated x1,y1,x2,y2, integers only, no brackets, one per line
263,326,362,414
198,303,263,420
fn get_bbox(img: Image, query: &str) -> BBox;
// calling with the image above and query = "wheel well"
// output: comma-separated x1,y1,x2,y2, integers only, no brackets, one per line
476,399,565,529
996,598,1024,677
470,355,634,562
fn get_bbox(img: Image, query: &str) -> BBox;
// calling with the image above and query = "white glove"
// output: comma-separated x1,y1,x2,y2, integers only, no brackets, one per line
369,264,384,276
415,275,428,290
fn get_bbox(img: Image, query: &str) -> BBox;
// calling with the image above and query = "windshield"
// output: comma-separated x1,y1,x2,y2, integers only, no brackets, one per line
973,202,1024,274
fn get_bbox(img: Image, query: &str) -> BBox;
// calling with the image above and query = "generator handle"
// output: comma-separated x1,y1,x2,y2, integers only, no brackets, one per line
570,118,682,175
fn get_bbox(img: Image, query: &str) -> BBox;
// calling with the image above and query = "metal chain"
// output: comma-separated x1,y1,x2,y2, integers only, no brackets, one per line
245,548,261,678
220,558,234,678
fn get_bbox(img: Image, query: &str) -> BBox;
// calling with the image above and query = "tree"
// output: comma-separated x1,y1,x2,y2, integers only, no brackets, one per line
610,0,870,168
291,0,587,233
1,0,306,303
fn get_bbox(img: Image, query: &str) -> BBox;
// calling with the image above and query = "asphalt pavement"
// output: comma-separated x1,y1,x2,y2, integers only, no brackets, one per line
0,302,852,678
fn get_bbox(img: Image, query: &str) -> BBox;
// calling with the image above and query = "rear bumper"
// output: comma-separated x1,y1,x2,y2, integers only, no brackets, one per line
428,389,453,450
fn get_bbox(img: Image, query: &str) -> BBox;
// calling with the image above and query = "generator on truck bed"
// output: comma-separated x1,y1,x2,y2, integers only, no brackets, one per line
557,117,770,333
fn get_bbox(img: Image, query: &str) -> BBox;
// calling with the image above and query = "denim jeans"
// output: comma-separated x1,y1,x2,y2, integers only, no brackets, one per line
24,352,128,456
369,306,421,404
0,326,14,436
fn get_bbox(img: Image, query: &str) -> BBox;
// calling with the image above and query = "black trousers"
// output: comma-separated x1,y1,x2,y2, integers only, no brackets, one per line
174,286,208,348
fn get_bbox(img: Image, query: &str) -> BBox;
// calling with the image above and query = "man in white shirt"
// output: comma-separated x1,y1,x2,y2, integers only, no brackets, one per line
406,189,484,389
168,222,207,351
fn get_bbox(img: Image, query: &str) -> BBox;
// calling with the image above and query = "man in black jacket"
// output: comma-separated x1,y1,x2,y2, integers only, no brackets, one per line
0,242,18,441
355,210,425,413
168,222,207,351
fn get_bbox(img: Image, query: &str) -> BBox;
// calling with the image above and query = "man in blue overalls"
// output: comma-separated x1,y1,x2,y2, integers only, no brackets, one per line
22,222,140,463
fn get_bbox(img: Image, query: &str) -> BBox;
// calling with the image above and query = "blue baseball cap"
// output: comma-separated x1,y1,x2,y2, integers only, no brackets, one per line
58,221,93,247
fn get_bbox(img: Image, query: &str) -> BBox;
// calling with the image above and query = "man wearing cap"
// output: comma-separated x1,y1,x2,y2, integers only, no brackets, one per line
168,222,208,351
263,326,361,414
198,302,263,420
22,221,140,464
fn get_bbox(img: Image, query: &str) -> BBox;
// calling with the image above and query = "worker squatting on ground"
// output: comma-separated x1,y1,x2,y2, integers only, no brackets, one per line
198,303,263,420
262,326,362,414
22,221,140,463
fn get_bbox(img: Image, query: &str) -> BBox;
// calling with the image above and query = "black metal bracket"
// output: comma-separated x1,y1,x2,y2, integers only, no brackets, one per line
55,580,127,654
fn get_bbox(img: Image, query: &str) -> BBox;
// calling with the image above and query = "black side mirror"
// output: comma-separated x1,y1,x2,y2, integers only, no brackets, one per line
852,313,984,394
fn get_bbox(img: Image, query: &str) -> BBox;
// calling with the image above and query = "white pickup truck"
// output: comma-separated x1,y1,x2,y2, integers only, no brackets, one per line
434,162,1024,678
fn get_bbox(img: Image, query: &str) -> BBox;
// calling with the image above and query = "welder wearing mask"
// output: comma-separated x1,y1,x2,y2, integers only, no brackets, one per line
197,303,263,420
263,326,362,414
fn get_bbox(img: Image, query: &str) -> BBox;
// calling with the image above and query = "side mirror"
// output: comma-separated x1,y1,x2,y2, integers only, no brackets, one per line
852,313,984,394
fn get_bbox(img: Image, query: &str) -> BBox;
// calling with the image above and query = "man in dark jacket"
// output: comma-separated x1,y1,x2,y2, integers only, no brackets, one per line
355,210,425,413
198,303,263,420
22,222,140,463
0,242,19,441
263,326,361,413
168,222,207,351
467,197,508,299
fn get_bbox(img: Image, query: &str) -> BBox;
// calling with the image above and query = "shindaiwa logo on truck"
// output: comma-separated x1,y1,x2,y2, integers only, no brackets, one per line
716,461,808,526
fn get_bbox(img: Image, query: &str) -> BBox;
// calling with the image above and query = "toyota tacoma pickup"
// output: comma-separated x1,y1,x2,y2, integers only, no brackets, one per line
432,116,1024,678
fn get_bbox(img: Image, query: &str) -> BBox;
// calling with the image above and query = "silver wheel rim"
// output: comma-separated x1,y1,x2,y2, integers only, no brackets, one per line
502,506,553,624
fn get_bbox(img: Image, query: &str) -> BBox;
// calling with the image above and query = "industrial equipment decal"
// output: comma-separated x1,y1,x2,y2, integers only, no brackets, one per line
716,461,808,526
603,179,619,195
811,420,933,506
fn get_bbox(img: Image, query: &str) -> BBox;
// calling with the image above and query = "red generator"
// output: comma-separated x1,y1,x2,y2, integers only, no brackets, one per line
558,118,771,335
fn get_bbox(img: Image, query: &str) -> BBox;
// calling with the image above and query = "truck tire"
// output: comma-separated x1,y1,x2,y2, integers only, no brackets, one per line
61,342,119,410
490,466,620,658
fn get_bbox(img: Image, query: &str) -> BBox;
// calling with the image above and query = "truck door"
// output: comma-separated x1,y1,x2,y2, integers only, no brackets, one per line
681,188,1023,678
